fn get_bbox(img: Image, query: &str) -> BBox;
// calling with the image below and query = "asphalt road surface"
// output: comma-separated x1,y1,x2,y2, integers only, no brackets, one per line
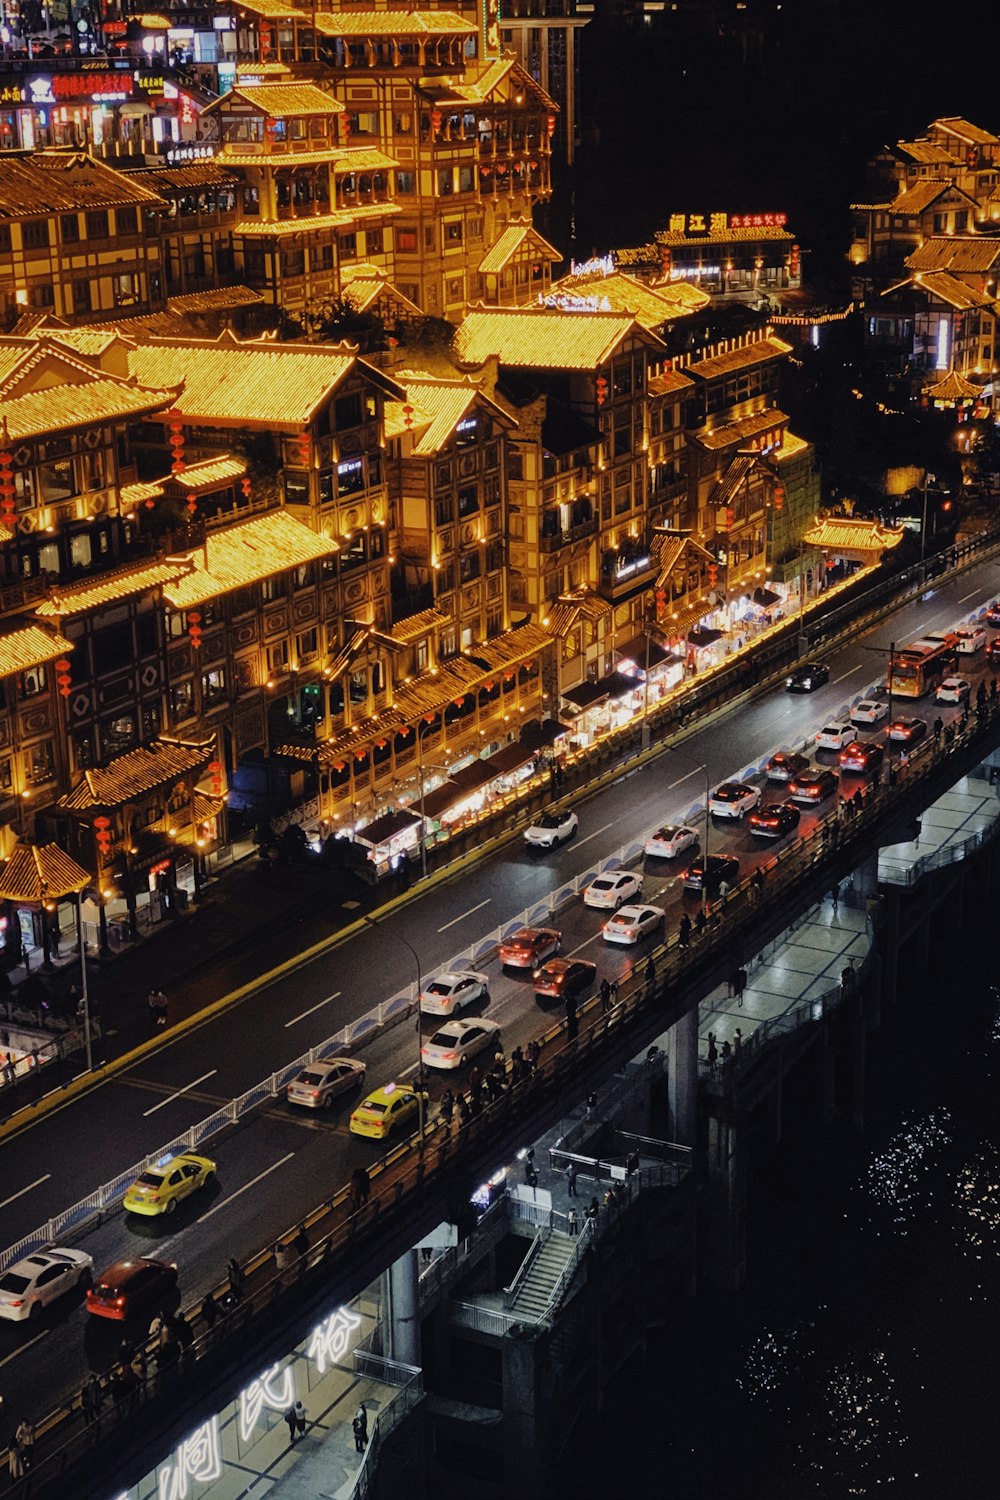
2,553,999,1433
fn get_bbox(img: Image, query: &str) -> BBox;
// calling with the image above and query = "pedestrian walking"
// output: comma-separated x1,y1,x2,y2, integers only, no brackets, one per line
733,1027,742,1052
352,1413,367,1453
227,1257,246,1301
718,878,731,903
173,1308,193,1349
285,1401,301,1443
678,913,692,949
293,1223,309,1259
734,968,747,1007
721,1039,732,1063
585,1196,600,1223
600,977,612,1013
568,1207,578,1236
695,907,708,938
200,1293,218,1331
8,1435,23,1482
644,955,656,992
752,866,766,895
830,883,840,911
566,1159,578,1197
586,1090,597,1120
130,1347,147,1401
148,1308,166,1341
355,1403,368,1445
274,1241,295,1280
707,1032,718,1070
439,1087,454,1125
82,1372,103,1427
15,1418,34,1471
148,988,167,1027
523,1147,536,1184
566,1007,579,1041
457,1095,471,1126
525,1039,540,1071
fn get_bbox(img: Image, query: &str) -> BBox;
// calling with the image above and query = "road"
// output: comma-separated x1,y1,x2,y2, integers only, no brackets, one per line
2,554,999,1434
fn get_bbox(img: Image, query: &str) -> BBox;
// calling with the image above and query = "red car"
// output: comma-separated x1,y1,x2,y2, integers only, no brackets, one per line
765,751,810,783
533,958,597,1002
787,769,839,804
838,740,885,774
498,926,560,969
86,1257,178,1321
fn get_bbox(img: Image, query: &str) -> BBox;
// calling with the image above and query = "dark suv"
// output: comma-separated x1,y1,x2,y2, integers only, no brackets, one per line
682,853,740,895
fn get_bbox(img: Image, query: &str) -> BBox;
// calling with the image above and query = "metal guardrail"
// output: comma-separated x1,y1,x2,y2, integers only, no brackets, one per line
878,808,1000,886
502,1222,549,1309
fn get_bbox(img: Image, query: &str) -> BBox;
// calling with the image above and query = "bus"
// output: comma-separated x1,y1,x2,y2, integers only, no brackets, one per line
888,633,958,698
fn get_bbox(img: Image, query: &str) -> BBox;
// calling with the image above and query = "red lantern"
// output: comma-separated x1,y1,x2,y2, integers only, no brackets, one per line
431,107,442,135
55,657,72,698
208,759,224,796
403,403,415,429
546,113,556,137
424,714,435,724
187,609,202,649
0,448,15,528
595,375,608,407
481,164,491,177
168,411,185,476
708,562,719,587
655,589,666,610
725,507,735,530
296,432,310,467
187,491,197,516
93,814,112,857
773,484,784,512
241,477,252,501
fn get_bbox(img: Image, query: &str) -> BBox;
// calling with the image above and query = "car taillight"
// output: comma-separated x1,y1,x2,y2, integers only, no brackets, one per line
310,1089,320,1099
114,1296,126,1307
7,1298,24,1307
624,929,636,939
441,1051,457,1061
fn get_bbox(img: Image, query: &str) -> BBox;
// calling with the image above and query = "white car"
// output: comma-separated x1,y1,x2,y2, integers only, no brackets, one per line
644,824,699,860
420,1017,501,1071
936,676,971,705
955,626,986,654
0,1248,93,1322
419,969,490,1016
583,870,643,909
851,699,888,725
287,1056,366,1110
708,781,761,820
815,720,854,751
523,809,579,848
602,903,666,945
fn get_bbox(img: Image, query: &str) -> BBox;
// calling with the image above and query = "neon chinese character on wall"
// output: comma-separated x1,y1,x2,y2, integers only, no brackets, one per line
157,1418,223,1500
239,1363,296,1444
308,1306,362,1374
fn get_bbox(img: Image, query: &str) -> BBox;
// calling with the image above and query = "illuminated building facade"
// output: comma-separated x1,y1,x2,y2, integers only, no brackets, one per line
614,211,801,302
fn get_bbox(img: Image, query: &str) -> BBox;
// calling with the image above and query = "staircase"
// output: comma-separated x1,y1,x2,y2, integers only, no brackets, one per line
508,1233,579,1322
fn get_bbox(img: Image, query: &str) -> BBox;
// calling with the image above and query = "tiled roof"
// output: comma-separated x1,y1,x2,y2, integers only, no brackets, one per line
232,201,400,233
647,367,695,396
218,147,345,168
543,590,611,637
0,344,178,439
386,372,513,454
929,116,1000,147
35,559,193,618
167,285,264,313
278,622,551,767
341,266,422,315
229,0,300,15
314,9,473,34
125,334,358,427
654,225,793,247
333,147,399,172
479,222,561,274
388,607,449,643
0,842,89,901
206,82,344,118
0,150,165,218
423,56,516,105
59,737,215,813
455,306,650,370
0,624,73,678
165,454,247,491
888,179,956,215
128,162,240,192
896,138,961,166
550,270,707,331
924,368,981,400
656,280,712,311
710,453,757,506
120,478,165,509
162,510,338,610
23,325,127,357
905,236,1000,274
691,406,789,452
896,270,997,310
687,337,792,381
800,518,905,554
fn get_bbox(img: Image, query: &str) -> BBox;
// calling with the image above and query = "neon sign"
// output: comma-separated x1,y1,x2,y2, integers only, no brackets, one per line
156,1417,222,1500
540,291,612,313
238,1363,295,1443
569,254,615,279
307,1305,362,1374
665,212,788,236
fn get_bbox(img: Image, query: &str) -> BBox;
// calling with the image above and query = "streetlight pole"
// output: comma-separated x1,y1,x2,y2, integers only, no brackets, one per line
862,639,895,735
76,890,92,1074
363,914,425,1149
666,746,710,912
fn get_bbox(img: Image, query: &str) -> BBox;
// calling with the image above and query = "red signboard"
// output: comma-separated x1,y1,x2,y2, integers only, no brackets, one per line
51,71,133,99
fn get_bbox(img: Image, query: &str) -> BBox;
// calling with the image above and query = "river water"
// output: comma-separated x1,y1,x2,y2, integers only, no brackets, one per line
596,917,999,1498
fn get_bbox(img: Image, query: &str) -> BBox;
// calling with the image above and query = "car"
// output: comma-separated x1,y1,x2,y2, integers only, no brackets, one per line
123,1152,217,1218
987,637,1000,666
602,903,666,944
851,700,889,726
838,740,885,775
787,769,839,804
765,751,810,782
498,926,560,968
0,1248,93,1323
815,721,854,751
785,662,830,692
709,781,762,820
421,1017,501,1070
583,870,643,909
419,969,490,1017
955,626,986,654
682,853,740,895
985,601,1000,627
287,1056,367,1110
935,676,971,705
643,824,699,859
86,1257,178,1321
533,957,598,1002
746,801,801,839
887,717,928,746
349,1082,428,1140
523,809,578,849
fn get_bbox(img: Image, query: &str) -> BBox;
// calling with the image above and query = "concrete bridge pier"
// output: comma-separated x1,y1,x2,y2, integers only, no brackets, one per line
386,1249,421,1368
667,1006,699,1147
702,1112,747,1293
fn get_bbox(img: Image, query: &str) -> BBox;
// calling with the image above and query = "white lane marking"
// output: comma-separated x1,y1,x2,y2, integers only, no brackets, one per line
142,1070,218,1118
198,1153,295,1223
285,991,341,1028
667,770,702,790
568,933,603,955
831,666,863,685
0,1174,51,1211
958,589,980,604
437,899,491,933
574,823,613,849
399,1060,421,1079
0,1329,49,1368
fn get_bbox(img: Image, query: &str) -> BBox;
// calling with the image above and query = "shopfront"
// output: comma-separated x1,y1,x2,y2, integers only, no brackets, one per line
0,60,161,148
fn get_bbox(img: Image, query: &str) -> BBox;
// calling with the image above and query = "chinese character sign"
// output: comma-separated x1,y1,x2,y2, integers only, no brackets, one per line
666,212,788,235
157,1418,223,1500
239,1363,296,1444
308,1306,362,1374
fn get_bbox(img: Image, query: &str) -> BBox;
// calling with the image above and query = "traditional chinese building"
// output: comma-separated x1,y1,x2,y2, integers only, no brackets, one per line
614,211,800,302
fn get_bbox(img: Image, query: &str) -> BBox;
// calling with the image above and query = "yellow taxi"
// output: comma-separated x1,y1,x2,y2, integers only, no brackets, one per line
123,1152,217,1217
349,1082,427,1141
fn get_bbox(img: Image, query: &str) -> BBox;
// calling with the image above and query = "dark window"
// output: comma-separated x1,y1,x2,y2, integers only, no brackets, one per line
85,210,109,241
60,214,79,244
21,220,49,249
72,280,92,313
116,206,138,235
92,622,133,675
335,393,362,430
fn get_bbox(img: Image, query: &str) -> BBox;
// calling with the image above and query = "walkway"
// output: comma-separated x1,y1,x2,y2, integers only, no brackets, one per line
878,770,1000,885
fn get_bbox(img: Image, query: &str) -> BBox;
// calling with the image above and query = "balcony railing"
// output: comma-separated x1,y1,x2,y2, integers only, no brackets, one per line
539,515,598,552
